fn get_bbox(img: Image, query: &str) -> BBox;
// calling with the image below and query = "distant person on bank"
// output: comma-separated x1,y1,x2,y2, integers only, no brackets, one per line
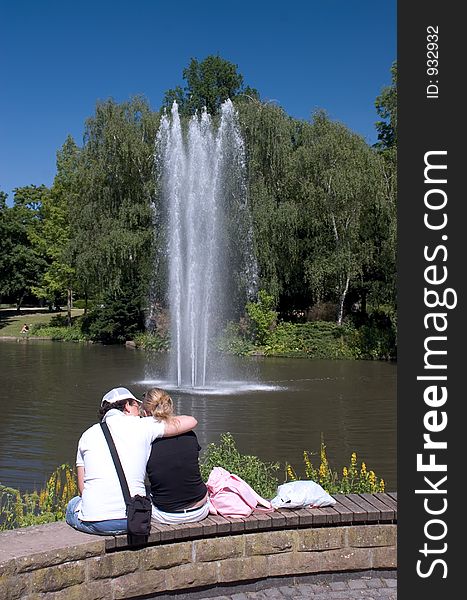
65,387,197,535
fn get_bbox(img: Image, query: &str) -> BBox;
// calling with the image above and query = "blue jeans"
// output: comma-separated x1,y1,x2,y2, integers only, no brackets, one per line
65,496,127,535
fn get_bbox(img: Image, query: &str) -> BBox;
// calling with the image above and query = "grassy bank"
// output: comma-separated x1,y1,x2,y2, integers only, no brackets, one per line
0,308,84,338
1,303,396,361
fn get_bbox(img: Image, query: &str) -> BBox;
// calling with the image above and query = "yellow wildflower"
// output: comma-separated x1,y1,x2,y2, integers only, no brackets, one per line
39,489,47,508
286,464,297,481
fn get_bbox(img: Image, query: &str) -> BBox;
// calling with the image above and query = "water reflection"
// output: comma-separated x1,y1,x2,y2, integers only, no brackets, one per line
0,341,396,492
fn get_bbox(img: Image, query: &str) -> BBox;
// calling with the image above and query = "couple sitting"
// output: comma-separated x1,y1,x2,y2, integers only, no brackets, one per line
66,386,208,535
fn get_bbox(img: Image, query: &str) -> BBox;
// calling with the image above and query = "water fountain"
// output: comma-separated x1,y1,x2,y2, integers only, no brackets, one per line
154,99,255,389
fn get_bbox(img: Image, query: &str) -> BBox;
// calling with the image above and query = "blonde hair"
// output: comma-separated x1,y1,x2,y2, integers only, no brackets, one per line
142,388,175,422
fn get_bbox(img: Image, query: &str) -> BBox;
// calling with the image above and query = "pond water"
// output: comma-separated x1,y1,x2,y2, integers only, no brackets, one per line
0,340,396,492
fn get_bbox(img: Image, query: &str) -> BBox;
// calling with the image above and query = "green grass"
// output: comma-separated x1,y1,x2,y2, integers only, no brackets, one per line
0,308,84,337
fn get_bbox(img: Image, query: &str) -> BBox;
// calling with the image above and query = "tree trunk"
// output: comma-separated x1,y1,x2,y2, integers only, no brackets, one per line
361,289,367,319
16,292,25,314
337,275,350,326
67,288,72,326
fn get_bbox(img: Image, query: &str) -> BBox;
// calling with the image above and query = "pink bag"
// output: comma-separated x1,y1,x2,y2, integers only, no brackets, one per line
206,466,273,518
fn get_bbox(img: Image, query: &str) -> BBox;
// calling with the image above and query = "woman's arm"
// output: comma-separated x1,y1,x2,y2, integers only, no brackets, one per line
162,415,197,437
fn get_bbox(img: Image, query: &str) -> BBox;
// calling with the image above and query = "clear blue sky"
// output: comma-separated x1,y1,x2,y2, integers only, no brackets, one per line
1,0,396,203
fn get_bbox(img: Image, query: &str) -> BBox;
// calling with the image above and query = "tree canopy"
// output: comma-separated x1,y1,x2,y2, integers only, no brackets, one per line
68,96,160,305
0,186,48,310
163,55,258,115
0,57,396,353
375,61,397,152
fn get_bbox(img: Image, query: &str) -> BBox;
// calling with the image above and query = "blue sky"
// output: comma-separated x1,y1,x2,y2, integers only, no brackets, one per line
1,0,396,203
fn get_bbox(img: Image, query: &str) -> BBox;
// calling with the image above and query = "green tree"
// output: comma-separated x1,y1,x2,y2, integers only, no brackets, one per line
358,154,396,318
300,112,382,324
164,55,257,115
369,61,397,308
69,96,160,314
0,191,10,302
50,66,396,349
235,94,396,330
367,61,397,347
0,186,47,310
31,136,81,323
375,61,397,152
237,100,300,307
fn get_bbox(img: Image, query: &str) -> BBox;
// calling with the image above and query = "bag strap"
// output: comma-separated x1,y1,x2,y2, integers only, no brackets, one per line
100,422,131,506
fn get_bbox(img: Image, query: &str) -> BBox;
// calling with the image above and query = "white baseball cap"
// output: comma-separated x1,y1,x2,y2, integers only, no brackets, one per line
101,387,141,406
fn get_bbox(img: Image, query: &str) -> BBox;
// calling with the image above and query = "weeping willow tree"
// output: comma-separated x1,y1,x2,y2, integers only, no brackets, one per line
68,96,161,307
236,99,303,308
236,99,396,325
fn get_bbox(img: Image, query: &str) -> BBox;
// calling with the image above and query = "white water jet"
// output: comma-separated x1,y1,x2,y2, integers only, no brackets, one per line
155,100,253,388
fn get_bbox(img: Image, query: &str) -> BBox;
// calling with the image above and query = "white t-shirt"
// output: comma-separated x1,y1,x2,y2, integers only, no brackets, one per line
76,410,165,521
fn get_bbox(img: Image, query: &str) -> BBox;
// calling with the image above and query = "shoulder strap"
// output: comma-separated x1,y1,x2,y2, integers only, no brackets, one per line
100,421,131,506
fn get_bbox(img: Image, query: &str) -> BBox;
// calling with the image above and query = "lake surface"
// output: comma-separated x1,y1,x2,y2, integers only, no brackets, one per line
0,340,397,492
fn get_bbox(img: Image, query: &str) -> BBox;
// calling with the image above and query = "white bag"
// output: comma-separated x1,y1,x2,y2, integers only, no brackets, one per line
271,480,336,509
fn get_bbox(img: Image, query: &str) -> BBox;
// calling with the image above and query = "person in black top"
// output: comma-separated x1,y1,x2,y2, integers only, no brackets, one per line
142,388,209,524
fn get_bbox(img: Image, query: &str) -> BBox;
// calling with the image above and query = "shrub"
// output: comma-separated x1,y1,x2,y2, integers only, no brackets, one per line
80,295,145,344
30,323,88,342
200,432,280,499
133,331,170,352
217,322,256,356
219,318,368,359
265,321,359,359
352,307,397,360
245,290,278,345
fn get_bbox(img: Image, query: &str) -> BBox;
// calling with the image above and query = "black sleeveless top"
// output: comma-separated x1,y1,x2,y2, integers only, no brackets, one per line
146,431,207,512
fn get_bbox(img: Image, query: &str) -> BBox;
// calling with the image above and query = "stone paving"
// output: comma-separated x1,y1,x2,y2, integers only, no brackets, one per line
149,570,397,600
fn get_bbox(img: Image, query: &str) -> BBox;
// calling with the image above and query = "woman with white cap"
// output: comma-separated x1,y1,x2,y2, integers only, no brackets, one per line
65,386,197,535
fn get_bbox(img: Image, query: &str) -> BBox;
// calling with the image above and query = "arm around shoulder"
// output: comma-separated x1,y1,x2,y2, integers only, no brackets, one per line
163,415,197,437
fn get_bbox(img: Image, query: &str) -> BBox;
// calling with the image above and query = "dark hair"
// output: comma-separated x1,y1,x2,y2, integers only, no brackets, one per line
98,398,138,420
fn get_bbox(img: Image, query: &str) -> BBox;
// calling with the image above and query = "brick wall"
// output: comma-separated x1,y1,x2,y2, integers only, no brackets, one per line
0,522,396,599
